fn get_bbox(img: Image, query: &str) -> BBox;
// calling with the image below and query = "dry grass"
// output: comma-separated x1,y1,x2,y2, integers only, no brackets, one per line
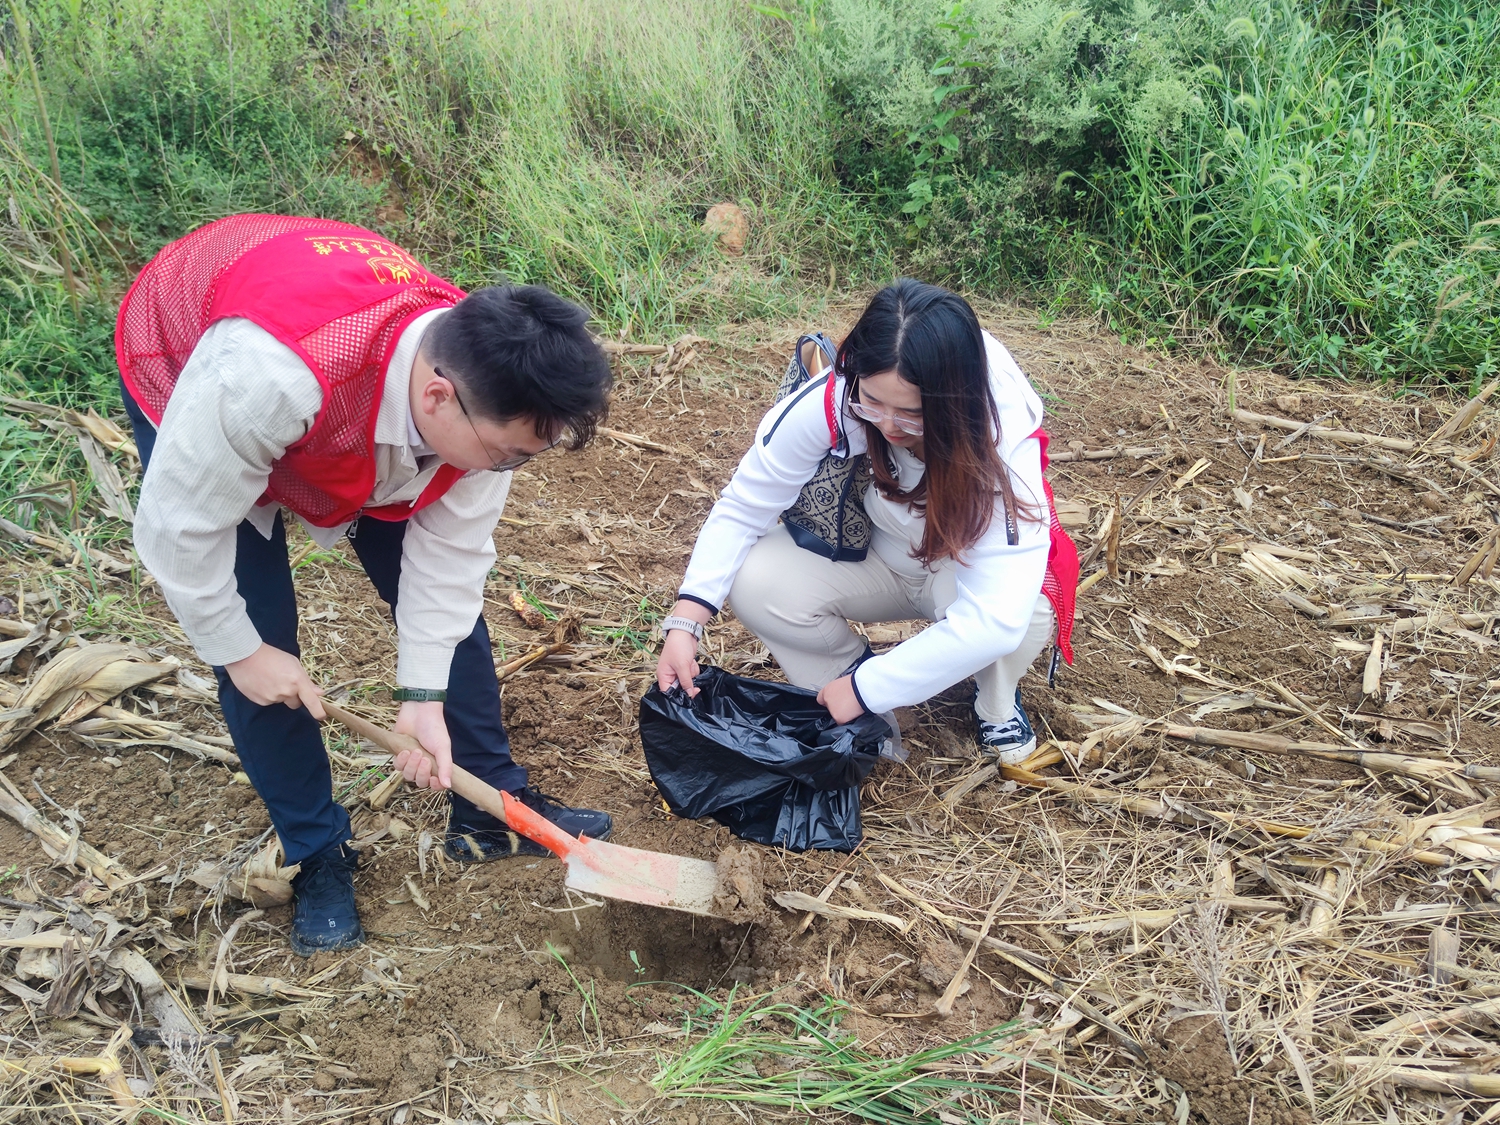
1,309,1500,1123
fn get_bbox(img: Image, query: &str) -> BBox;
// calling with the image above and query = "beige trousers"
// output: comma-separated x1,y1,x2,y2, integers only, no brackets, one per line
729,524,1054,722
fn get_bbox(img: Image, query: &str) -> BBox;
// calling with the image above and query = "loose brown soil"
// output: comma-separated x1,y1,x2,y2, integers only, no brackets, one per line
3,304,1499,1124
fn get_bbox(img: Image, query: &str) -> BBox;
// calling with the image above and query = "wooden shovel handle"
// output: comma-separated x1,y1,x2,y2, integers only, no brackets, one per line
321,701,586,860
321,700,512,828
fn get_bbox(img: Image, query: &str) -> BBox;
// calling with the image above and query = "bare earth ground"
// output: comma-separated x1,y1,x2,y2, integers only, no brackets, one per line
3,304,1500,1124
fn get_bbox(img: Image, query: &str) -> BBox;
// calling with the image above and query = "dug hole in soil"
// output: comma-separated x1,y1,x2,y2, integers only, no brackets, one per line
3,301,1500,1125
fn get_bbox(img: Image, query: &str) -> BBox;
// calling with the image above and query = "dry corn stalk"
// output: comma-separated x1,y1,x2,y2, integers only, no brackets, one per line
108,947,197,1038
772,891,910,932
1159,722,1500,784
0,396,139,460
1453,527,1500,586
0,516,135,576
0,643,176,752
72,427,134,523
1381,1068,1500,1096
173,970,327,1001
68,704,240,767
1368,994,1500,1040
1240,547,1320,592
1431,377,1500,441
999,762,1453,865
1232,408,1418,452
189,837,298,908
1361,630,1384,696
0,1023,138,1108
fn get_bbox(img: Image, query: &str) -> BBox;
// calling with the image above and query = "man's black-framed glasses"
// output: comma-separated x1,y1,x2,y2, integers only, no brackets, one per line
438,367,559,473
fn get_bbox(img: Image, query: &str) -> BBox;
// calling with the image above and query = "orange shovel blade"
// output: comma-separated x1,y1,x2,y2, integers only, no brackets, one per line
560,837,720,916
500,791,720,917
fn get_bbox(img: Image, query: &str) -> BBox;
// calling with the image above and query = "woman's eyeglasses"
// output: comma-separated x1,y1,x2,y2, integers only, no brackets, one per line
848,399,924,437
439,367,558,472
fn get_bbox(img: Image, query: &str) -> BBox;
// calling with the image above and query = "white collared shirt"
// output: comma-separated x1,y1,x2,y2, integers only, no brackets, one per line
134,310,511,688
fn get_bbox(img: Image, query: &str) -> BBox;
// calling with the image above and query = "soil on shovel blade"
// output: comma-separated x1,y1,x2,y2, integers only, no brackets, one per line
2,302,1498,1124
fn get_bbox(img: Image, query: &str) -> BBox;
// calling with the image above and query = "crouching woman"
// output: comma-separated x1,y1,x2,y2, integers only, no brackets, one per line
655,279,1078,763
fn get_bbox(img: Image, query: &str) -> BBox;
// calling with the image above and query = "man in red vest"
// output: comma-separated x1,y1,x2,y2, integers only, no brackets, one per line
117,215,614,954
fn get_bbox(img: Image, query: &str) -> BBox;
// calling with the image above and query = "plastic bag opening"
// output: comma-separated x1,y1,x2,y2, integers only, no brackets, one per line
639,667,891,852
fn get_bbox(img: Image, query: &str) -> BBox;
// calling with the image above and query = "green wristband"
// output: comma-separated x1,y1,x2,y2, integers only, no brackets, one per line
392,688,447,703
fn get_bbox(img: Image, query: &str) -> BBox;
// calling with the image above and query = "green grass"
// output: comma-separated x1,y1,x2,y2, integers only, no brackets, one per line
818,0,1500,382
653,989,1066,1124
332,0,887,332
0,0,1493,468
1101,0,1500,380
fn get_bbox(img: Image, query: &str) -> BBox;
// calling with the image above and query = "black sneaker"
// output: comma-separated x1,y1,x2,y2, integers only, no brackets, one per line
444,787,613,864
976,688,1038,765
289,843,364,956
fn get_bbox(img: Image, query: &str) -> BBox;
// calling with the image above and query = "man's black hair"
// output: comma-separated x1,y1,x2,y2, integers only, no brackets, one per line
421,285,611,447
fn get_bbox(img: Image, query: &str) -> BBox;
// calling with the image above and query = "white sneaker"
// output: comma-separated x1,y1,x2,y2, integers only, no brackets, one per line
977,689,1037,765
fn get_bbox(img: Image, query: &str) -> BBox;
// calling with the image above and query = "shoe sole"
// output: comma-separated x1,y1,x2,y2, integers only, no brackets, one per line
445,821,615,864
445,830,548,864
981,735,1038,767
288,924,365,958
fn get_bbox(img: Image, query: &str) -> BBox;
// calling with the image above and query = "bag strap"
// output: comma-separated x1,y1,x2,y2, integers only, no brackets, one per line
794,332,843,452
794,332,838,381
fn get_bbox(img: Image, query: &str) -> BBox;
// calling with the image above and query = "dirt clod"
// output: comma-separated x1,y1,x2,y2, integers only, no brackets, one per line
704,202,748,256
520,987,543,1022
918,938,968,993
1272,393,1304,415
711,843,768,922
1148,1016,1308,1125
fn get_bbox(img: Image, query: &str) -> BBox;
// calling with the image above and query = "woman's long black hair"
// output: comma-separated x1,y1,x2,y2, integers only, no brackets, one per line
837,278,1039,564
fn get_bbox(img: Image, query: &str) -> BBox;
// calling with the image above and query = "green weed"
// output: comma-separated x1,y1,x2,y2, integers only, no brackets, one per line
654,989,1059,1124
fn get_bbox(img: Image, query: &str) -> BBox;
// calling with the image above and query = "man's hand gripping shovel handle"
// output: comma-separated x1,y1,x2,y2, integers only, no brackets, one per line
320,700,584,862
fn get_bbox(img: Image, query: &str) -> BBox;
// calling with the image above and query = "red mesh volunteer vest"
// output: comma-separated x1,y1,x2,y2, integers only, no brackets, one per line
116,213,468,527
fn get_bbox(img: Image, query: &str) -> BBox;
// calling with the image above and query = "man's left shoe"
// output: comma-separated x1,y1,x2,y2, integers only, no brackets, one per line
976,688,1037,766
445,786,613,863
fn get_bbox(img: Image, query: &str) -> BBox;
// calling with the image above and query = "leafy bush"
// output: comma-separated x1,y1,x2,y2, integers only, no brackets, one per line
817,0,1219,265
813,0,1500,380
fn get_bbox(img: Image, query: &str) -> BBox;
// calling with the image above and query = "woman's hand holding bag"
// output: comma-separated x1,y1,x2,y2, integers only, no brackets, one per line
816,674,865,723
657,630,702,697
656,598,711,697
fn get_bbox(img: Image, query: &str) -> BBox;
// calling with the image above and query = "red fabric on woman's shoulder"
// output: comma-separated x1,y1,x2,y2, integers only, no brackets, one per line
1032,427,1078,663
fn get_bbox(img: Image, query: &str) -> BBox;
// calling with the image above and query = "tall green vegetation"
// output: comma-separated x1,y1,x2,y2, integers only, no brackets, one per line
333,0,881,334
0,0,879,406
817,0,1500,381
0,0,1495,396
1112,0,1500,380
1,0,384,401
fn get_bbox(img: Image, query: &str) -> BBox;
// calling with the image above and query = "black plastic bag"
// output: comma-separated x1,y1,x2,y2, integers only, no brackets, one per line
638,666,890,852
